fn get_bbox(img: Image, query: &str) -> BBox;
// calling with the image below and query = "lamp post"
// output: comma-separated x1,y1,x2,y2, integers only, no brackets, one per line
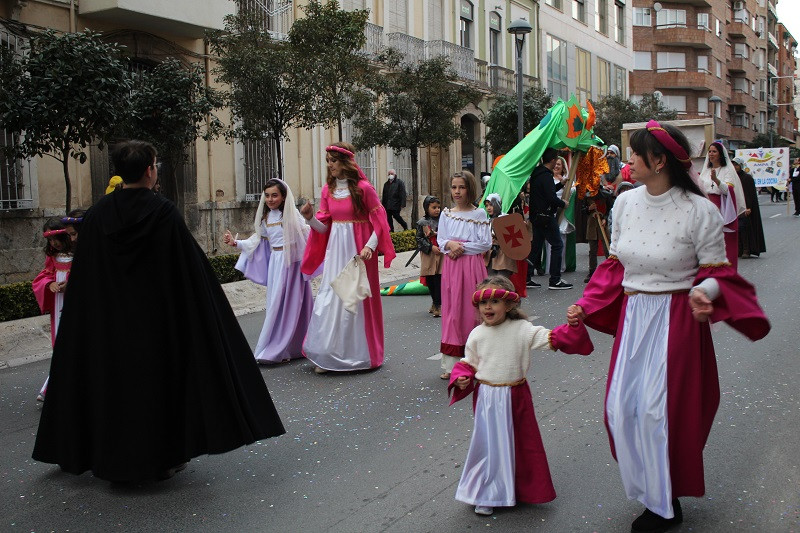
709,95,722,140
508,18,532,142
768,118,776,147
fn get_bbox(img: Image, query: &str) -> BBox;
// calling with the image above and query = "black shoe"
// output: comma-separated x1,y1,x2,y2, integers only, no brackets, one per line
526,279,541,288
631,499,682,533
157,462,188,481
548,280,573,290
584,270,595,283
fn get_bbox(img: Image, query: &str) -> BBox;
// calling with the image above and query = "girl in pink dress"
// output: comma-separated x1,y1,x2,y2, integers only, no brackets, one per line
438,170,492,379
301,142,395,373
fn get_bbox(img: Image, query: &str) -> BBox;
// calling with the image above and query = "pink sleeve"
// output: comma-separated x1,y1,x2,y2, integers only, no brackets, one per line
695,264,770,341
301,186,332,276
31,256,56,314
447,361,477,406
362,181,396,268
549,322,594,355
575,256,626,335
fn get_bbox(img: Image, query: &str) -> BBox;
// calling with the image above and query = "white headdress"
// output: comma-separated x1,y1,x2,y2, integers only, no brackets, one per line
699,141,746,217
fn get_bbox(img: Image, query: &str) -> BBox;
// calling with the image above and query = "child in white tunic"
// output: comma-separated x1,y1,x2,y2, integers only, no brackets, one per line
449,276,593,516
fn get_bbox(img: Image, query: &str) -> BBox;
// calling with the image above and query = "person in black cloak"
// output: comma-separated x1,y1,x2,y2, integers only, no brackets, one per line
732,158,766,259
32,140,285,483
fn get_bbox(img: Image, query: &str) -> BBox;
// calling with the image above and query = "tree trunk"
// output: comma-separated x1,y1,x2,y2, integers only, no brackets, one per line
410,146,419,223
61,150,72,213
275,135,283,180
337,116,343,143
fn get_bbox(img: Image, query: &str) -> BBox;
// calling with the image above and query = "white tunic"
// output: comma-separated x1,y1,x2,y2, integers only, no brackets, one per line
438,207,492,256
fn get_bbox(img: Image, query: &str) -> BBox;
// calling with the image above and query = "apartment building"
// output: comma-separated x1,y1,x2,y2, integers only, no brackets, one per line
539,0,633,105
0,0,540,283
629,0,798,150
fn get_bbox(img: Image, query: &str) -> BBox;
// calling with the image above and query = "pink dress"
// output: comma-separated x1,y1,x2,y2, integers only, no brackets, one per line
32,254,73,397
301,179,395,371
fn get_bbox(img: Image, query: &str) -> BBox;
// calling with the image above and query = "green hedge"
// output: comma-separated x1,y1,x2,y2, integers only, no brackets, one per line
390,229,417,253
208,253,245,284
0,281,40,322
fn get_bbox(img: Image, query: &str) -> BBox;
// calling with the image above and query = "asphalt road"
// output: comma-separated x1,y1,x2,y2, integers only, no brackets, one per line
1,197,798,532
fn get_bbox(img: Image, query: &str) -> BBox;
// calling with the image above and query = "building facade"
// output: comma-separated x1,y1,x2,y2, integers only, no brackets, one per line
629,0,798,150
0,0,540,283
539,0,633,105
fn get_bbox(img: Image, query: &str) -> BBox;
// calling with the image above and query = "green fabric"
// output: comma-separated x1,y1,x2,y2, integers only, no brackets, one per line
483,96,603,213
564,193,576,272
380,279,430,296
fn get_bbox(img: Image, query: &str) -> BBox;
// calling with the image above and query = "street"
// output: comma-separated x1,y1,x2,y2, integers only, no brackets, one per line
1,198,799,532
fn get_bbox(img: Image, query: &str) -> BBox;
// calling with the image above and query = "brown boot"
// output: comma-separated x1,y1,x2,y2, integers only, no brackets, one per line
433,305,441,317
428,304,435,314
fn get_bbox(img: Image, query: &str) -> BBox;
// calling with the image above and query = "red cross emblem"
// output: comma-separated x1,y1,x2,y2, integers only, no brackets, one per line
503,226,524,247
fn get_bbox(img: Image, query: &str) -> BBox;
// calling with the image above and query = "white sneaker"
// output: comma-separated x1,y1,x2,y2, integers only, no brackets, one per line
474,505,493,515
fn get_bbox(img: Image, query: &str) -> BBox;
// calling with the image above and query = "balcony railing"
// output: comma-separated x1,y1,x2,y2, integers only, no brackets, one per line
425,40,476,81
488,65,516,94
239,0,294,40
360,22,384,59
387,32,425,65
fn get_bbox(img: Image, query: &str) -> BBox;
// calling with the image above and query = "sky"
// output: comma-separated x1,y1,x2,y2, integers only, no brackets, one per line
777,0,800,48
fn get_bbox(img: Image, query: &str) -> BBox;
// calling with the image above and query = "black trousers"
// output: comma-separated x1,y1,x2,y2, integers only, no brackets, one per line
530,216,563,285
386,209,407,231
793,184,800,215
426,274,441,307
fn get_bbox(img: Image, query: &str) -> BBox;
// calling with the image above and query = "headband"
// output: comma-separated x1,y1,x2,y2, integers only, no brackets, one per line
646,120,692,169
326,145,355,159
61,216,83,224
43,229,68,238
472,288,521,307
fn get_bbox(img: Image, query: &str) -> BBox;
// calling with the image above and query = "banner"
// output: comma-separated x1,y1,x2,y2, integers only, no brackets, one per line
734,147,790,190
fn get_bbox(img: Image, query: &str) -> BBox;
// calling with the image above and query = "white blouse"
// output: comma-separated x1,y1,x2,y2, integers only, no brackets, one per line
610,186,727,293
462,319,552,384
438,207,492,256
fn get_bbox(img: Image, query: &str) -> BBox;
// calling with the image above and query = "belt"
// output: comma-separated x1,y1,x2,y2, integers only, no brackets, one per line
272,246,283,251
477,378,527,387
624,289,689,296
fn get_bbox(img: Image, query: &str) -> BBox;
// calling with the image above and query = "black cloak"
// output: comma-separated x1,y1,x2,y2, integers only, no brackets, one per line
32,188,285,482
736,170,767,256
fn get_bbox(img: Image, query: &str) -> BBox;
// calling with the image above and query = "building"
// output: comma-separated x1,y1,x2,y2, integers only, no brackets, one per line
629,0,798,150
539,0,633,105
0,0,541,283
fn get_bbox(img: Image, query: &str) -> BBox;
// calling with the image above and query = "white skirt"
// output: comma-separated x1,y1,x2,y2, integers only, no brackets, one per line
456,385,516,507
606,293,674,518
303,222,371,371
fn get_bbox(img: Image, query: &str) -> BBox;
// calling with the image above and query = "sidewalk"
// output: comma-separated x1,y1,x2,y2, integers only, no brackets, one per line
0,249,421,370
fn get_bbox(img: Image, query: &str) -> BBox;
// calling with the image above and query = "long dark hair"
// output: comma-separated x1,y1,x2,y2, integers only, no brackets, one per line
262,178,287,217
629,124,704,197
325,141,366,215
706,141,728,168
42,217,71,257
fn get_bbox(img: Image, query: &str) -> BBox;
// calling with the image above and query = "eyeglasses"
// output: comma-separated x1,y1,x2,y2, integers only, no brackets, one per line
153,162,162,171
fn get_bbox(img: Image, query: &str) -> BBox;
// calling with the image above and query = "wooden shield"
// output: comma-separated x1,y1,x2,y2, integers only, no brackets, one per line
492,213,531,261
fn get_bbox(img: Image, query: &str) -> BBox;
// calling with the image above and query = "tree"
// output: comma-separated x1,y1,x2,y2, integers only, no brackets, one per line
119,58,222,208
484,85,553,156
208,11,307,178
0,30,132,212
354,53,479,221
289,0,370,139
592,94,677,149
745,132,794,149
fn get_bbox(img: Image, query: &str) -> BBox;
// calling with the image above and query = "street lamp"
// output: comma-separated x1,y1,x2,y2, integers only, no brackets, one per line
508,18,532,142
709,95,722,139
767,118,776,147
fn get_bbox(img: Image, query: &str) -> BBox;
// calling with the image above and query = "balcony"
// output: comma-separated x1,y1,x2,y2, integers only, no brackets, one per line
728,56,747,73
426,40,476,81
488,65,515,95
728,21,748,39
653,70,714,90
652,0,710,5
387,33,425,65
79,0,234,38
653,25,713,49
768,32,778,50
360,23,384,60
768,63,778,77
730,90,753,106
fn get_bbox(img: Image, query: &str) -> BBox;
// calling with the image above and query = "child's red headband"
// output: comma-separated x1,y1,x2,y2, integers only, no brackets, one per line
472,288,520,307
326,145,355,159
43,229,68,238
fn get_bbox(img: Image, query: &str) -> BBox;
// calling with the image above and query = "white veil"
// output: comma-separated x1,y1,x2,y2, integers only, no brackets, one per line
699,142,746,216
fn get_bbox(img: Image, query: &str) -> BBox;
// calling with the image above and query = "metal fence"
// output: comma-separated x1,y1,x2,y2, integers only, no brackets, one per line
237,0,294,40
243,137,282,201
0,29,34,211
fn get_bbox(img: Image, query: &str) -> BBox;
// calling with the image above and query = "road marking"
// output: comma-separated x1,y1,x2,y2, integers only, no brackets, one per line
770,213,782,218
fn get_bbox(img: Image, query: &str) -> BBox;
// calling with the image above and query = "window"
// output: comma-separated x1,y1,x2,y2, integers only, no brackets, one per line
615,65,626,96
614,1,625,45
656,9,686,28
633,7,651,27
698,96,709,114
734,8,749,24
573,0,587,24
489,12,502,65
546,0,563,10
759,111,766,132
733,78,749,93
428,0,443,40
697,55,709,72
546,34,568,100
386,0,408,33
656,52,686,72
697,13,709,30
243,138,282,200
759,79,767,101
661,95,687,113
459,0,473,49
596,0,608,34
715,59,722,77
733,43,749,59
576,48,592,103
634,51,652,70
715,18,722,37
598,58,611,97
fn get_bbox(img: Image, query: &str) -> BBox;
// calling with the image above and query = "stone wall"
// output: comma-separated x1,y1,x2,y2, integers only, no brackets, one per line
0,208,69,284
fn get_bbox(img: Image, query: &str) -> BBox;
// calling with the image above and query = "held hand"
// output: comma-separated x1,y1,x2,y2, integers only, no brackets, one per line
360,246,373,261
567,304,585,327
58,281,67,292
447,241,465,259
431,245,441,255
223,230,236,247
49,281,60,293
745,208,752,216
689,289,714,322
456,376,470,390
300,201,314,220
